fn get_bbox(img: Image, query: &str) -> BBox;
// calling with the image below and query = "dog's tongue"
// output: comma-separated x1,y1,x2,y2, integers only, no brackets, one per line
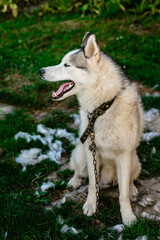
52,81,74,98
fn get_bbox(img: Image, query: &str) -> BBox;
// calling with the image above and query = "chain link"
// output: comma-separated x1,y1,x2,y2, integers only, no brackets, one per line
89,127,99,224
80,98,116,227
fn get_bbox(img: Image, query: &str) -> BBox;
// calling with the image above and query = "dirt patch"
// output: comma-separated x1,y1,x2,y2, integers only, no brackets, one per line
1,72,31,91
0,104,16,119
58,19,81,30
128,22,160,36
48,177,160,223
103,177,160,222
136,81,160,97
133,177,160,220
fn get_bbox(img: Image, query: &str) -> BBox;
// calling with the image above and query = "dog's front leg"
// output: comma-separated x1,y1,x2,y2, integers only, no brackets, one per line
68,143,87,189
83,144,99,216
116,152,136,225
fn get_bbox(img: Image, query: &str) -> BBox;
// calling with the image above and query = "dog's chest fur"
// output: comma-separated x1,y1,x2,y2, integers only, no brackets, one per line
80,85,142,159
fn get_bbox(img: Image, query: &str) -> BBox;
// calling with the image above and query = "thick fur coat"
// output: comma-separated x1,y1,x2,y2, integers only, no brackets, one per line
39,32,144,225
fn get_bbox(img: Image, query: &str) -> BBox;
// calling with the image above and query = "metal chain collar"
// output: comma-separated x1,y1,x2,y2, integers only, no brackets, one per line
80,97,116,144
89,126,99,218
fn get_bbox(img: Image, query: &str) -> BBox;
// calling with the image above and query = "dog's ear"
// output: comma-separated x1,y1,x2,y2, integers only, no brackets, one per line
81,32,91,48
82,33,100,61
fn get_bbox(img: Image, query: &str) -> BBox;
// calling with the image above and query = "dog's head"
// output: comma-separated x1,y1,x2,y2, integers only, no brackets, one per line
39,32,101,101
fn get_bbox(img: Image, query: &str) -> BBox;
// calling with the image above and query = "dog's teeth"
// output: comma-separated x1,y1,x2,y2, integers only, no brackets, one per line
67,85,71,90
64,83,73,92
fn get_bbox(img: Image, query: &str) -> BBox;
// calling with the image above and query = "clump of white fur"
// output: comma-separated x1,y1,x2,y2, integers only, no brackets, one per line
15,124,78,171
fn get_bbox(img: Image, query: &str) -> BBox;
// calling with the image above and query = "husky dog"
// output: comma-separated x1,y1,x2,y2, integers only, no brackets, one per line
39,32,144,225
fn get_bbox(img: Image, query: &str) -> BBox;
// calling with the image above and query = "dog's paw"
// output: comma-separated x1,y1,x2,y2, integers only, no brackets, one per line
83,201,96,216
67,177,81,189
122,213,137,226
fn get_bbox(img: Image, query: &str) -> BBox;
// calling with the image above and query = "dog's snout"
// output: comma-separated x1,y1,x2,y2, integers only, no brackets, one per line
39,68,45,76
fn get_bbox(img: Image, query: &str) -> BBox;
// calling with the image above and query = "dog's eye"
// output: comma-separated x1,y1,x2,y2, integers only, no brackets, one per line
64,63,71,67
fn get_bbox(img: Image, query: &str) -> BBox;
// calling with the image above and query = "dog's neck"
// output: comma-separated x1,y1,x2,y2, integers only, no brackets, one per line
77,79,121,113
77,54,124,112
77,89,117,113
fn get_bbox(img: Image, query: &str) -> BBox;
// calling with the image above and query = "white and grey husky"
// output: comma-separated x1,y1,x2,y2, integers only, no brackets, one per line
39,32,144,225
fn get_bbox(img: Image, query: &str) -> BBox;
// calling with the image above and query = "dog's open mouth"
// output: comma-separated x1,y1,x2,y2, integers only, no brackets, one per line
52,81,75,100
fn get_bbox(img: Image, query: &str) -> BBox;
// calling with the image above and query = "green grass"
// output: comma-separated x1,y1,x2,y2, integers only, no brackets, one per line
0,13,160,109
138,137,160,176
0,10,160,240
142,96,160,110
0,109,160,239
122,218,160,239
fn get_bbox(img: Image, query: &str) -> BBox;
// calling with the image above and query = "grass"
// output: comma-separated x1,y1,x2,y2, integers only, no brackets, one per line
0,10,160,240
0,109,160,239
138,137,160,176
0,13,160,109
142,96,160,110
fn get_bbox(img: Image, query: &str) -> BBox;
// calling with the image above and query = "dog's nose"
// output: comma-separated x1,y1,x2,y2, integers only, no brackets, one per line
39,68,45,76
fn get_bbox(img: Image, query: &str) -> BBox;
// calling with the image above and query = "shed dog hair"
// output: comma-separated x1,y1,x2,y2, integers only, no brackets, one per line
39,32,144,225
